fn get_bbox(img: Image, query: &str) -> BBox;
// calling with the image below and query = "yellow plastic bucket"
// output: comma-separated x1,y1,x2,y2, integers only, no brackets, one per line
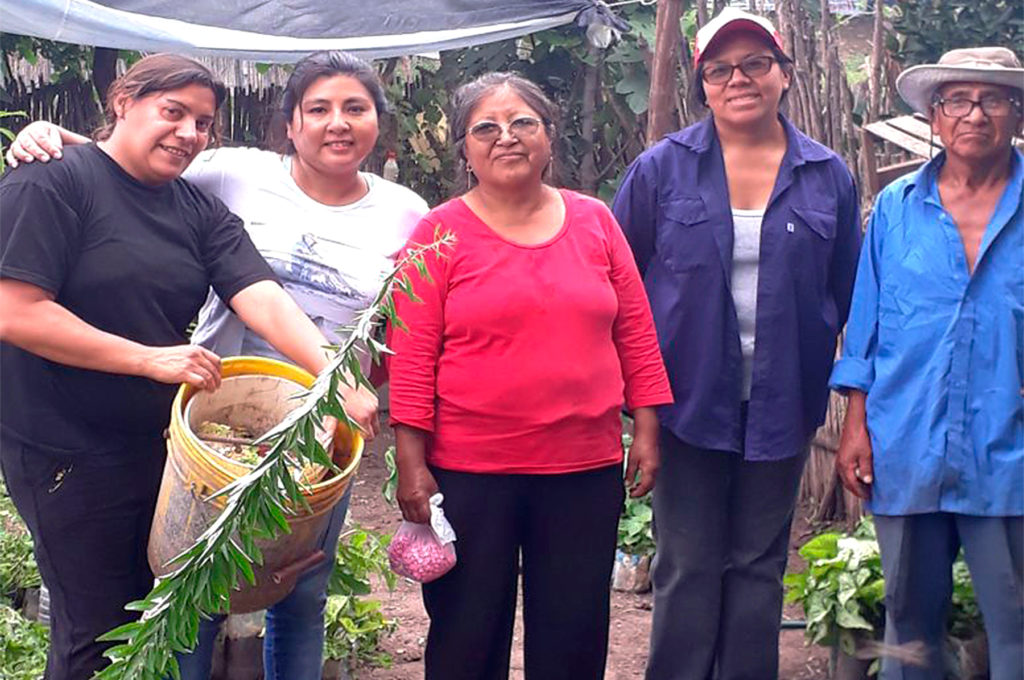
148,356,362,613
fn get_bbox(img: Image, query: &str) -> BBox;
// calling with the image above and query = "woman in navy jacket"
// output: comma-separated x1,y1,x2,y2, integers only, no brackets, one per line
612,8,860,679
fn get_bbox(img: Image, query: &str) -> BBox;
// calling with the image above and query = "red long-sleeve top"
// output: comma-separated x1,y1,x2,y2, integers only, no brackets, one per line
388,190,672,474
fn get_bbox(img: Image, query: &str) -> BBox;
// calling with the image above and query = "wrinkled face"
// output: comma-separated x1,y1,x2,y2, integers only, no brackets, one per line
930,82,1022,162
110,84,215,185
700,33,790,127
463,86,551,191
287,74,379,177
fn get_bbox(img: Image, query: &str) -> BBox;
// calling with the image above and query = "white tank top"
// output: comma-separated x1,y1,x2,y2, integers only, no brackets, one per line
731,208,764,400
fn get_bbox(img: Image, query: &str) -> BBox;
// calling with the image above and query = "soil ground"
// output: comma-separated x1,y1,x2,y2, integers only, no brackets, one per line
346,429,831,680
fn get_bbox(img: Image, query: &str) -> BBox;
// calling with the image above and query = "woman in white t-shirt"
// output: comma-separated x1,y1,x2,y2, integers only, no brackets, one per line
10,51,428,680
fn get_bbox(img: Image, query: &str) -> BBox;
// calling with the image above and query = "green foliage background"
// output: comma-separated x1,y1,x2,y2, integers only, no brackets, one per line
888,0,1023,67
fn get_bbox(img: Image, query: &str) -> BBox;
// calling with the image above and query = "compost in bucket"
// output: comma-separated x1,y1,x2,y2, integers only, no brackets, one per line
185,373,333,484
150,356,362,613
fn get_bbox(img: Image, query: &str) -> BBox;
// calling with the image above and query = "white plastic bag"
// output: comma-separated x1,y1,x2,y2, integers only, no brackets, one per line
388,493,457,583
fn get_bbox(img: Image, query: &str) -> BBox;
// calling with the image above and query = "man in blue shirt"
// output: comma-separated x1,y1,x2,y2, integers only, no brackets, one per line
831,47,1023,680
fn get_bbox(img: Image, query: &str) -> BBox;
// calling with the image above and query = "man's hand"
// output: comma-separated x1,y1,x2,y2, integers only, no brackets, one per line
836,390,873,500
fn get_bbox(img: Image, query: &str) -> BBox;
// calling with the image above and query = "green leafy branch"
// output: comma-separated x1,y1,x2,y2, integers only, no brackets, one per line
94,230,454,680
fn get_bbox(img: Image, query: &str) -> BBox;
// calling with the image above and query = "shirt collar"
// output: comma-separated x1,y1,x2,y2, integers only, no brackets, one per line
906,148,1024,206
666,114,833,165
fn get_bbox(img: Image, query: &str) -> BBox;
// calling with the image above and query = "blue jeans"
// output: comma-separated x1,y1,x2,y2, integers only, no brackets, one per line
176,488,351,680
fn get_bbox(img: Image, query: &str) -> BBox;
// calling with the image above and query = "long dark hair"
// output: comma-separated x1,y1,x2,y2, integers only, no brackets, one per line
449,72,561,188
94,54,227,142
268,50,388,155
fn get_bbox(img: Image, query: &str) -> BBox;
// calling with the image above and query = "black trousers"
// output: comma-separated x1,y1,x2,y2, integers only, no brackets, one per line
0,435,166,680
646,429,807,680
422,464,625,680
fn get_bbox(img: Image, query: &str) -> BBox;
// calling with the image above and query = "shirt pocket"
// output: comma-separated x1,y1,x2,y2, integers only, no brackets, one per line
656,197,711,274
790,206,837,241
786,206,836,290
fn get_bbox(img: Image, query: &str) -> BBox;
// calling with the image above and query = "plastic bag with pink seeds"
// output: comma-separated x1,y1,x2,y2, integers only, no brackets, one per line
388,493,457,583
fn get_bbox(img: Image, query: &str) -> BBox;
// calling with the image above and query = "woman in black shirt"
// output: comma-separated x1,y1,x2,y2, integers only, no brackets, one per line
0,54,342,680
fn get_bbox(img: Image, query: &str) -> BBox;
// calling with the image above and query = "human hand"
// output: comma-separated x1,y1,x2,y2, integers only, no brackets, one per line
6,121,65,168
340,383,380,440
139,344,222,391
397,461,438,524
836,415,873,500
625,431,659,497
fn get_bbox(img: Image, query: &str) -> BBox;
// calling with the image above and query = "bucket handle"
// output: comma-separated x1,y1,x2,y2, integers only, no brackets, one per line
271,550,326,585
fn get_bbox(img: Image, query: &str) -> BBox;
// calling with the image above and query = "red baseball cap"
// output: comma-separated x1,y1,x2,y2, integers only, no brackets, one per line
693,7,786,68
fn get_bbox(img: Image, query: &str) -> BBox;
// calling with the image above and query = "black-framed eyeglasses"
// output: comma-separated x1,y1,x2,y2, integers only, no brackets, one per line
467,116,544,143
701,56,776,85
934,96,1021,118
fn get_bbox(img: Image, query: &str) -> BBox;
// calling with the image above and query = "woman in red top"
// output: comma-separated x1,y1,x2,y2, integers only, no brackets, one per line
388,72,673,680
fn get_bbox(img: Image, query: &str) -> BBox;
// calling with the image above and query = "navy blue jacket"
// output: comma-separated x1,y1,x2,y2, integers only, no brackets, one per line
612,116,861,460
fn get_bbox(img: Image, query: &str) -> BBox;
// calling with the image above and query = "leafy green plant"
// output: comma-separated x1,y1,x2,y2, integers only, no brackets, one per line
0,603,49,680
324,526,397,674
888,0,1023,68
784,519,886,657
93,234,453,680
380,446,398,507
323,595,396,673
329,526,396,597
0,473,40,602
618,496,655,557
786,516,985,665
0,111,27,174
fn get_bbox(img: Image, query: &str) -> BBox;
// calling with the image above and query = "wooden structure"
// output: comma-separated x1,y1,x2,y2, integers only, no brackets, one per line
863,113,1024,196
861,114,939,195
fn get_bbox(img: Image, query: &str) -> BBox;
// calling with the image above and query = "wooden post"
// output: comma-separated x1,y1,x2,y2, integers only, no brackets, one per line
868,0,885,122
647,0,684,146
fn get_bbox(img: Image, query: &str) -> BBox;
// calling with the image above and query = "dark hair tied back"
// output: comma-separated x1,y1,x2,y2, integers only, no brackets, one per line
94,54,227,143
449,72,560,188
269,50,388,155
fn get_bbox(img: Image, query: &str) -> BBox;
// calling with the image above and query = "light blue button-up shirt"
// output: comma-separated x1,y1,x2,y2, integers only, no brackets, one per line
830,150,1023,517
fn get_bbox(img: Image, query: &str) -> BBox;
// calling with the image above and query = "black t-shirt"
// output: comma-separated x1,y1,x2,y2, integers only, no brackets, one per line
0,144,276,455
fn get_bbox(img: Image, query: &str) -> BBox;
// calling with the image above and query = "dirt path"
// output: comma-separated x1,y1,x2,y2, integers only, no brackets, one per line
346,431,829,679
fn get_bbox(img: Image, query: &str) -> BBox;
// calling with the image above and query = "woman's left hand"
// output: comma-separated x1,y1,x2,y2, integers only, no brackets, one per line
625,430,659,497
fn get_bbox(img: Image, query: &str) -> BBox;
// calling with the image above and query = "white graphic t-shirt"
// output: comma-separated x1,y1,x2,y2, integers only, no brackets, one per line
187,146,429,366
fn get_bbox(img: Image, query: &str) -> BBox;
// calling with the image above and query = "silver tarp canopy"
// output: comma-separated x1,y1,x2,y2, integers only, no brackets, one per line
0,0,621,61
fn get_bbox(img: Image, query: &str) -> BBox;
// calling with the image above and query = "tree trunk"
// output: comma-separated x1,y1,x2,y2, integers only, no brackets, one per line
91,47,118,107
579,44,601,192
646,0,684,146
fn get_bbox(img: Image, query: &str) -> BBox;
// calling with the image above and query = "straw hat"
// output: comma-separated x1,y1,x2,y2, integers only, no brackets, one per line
692,7,786,67
896,47,1024,115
